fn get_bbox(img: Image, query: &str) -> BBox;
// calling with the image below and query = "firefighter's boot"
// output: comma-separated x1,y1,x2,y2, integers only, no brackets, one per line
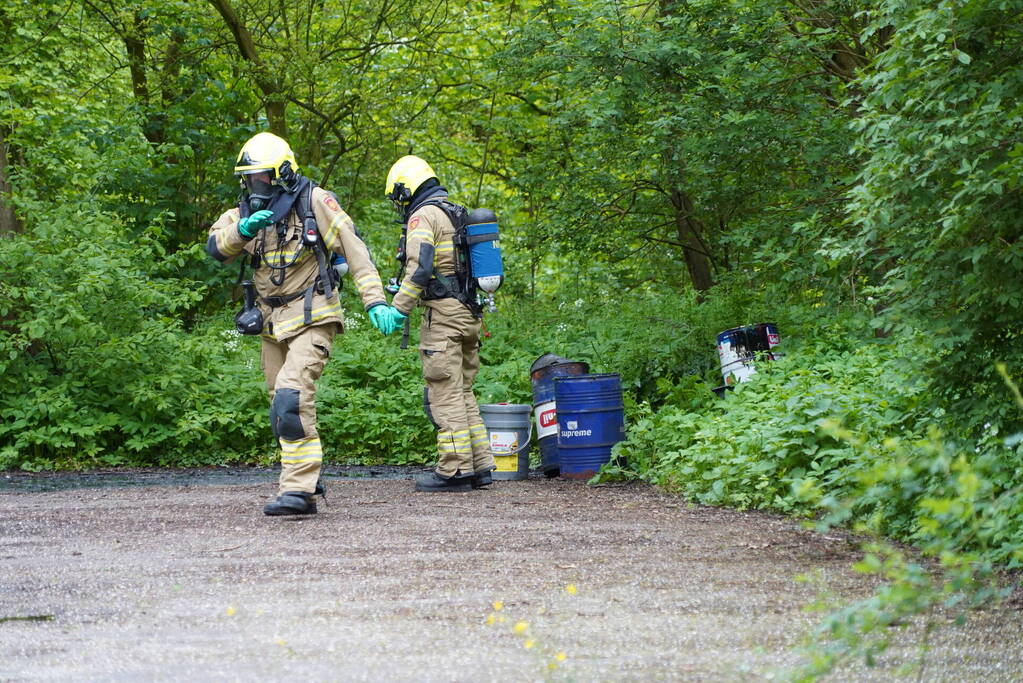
263,491,317,516
471,468,495,489
414,471,473,493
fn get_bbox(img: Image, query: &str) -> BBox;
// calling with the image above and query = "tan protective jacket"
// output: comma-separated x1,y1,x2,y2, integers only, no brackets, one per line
207,186,386,341
391,203,459,316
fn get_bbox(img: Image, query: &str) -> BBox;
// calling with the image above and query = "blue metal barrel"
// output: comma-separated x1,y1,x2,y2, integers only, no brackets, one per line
554,374,625,478
529,354,589,478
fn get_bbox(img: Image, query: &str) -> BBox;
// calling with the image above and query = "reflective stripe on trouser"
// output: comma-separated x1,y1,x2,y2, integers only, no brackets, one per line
419,301,491,478
260,322,337,494
436,428,473,474
468,422,495,472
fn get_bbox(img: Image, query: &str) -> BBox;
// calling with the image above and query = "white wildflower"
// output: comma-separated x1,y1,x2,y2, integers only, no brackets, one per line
220,328,241,352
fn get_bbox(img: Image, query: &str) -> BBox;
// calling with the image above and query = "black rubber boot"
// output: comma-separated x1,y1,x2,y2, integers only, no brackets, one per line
414,472,473,493
471,469,494,489
263,491,317,516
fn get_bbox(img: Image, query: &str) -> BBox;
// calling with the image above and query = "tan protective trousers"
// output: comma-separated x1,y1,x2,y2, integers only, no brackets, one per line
419,300,496,478
260,323,338,494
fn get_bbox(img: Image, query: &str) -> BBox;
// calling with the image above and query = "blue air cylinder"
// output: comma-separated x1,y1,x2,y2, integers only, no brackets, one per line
465,208,504,293
330,252,348,278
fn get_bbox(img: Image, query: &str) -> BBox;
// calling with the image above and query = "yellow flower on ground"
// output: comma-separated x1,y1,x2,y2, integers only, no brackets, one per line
555,652,567,662
566,583,578,595
513,621,529,633
486,614,495,625
225,606,237,616
493,601,504,611
524,639,535,650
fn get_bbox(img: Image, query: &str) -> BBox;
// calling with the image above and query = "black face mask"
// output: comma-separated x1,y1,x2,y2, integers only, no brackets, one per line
243,174,276,212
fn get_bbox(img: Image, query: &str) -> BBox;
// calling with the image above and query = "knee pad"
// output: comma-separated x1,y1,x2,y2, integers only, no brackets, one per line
270,388,305,441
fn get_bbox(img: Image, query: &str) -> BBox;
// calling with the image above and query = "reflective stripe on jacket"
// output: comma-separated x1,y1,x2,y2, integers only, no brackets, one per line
207,187,386,341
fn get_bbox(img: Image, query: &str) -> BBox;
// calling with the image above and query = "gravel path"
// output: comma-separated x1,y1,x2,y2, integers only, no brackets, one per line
1,470,1021,680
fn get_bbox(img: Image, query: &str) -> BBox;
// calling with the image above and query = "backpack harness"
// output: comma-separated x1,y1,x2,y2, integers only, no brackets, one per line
235,181,340,331
393,198,483,318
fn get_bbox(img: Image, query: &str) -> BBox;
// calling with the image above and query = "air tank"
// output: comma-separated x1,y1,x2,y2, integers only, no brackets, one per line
465,208,504,293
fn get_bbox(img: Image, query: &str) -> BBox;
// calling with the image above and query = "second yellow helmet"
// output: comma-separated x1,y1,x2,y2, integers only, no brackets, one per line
385,155,436,204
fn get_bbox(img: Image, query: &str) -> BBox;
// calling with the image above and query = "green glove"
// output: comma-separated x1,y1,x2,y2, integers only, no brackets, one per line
368,305,406,335
386,308,407,335
384,306,408,335
368,304,390,334
238,209,274,239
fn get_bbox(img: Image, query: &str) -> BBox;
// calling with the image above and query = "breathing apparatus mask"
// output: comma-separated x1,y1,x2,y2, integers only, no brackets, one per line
385,182,411,220
240,170,277,212
240,161,301,212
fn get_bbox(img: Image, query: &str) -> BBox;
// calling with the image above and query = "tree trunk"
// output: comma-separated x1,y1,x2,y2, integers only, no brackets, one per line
122,12,167,146
208,0,288,137
670,189,714,294
0,127,22,234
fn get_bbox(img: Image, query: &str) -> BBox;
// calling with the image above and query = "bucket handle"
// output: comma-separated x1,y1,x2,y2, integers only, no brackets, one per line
512,419,534,457
494,419,534,458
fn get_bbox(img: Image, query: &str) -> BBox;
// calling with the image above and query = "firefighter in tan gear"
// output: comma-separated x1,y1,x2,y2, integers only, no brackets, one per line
373,155,497,492
206,132,392,515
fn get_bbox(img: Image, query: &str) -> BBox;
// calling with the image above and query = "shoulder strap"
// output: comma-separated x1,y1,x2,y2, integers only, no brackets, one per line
421,198,468,230
418,199,482,317
297,179,315,219
297,181,336,301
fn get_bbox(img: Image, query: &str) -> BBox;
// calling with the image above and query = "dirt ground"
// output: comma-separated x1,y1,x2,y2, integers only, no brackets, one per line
1,467,1021,681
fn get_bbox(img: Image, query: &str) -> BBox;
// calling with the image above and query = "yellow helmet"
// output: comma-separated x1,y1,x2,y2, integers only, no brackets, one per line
234,132,299,182
385,155,436,204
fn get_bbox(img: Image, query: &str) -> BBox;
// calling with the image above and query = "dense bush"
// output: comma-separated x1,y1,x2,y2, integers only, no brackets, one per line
2,219,799,471
0,212,261,469
613,319,1023,559
0,214,435,469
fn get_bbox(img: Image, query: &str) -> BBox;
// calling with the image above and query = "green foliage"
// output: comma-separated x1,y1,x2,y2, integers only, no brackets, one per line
0,211,269,469
3,0,1023,676
488,0,862,294
611,320,932,508
610,319,1023,676
315,307,433,465
792,412,1023,678
836,0,1023,429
